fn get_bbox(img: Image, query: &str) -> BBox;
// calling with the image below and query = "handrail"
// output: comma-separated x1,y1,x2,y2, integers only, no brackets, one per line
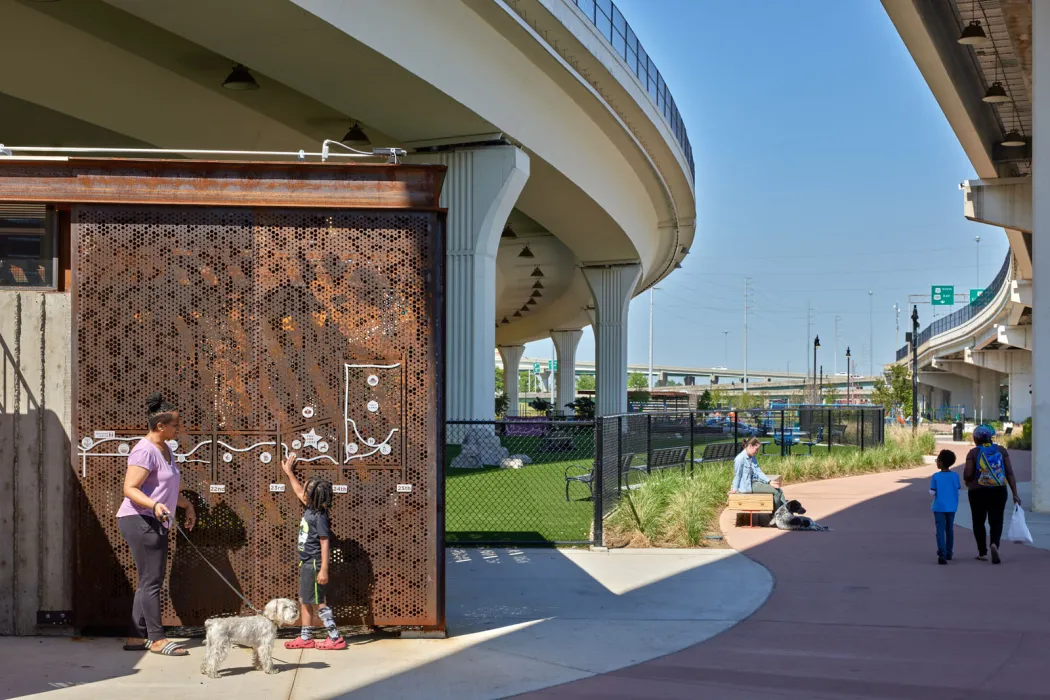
566,0,694,178
895,252,1013,361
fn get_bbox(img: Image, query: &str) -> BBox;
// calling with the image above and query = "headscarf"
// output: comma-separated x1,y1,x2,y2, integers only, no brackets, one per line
973,424,995,444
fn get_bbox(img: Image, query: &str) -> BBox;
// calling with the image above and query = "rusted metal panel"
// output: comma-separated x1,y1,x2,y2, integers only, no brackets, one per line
72,200,444,630
0,159,446,211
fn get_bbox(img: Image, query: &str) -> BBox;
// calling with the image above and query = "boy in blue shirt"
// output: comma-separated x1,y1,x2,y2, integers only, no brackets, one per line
930,449,961,565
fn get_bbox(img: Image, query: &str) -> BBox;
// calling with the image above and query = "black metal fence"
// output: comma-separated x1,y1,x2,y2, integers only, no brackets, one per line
446,406,885,546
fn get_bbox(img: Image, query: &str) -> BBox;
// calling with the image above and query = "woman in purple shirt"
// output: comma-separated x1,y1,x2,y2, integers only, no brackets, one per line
116,393,196,656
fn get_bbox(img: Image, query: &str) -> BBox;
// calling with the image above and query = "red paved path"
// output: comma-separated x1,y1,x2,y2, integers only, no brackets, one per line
521,449,1048,699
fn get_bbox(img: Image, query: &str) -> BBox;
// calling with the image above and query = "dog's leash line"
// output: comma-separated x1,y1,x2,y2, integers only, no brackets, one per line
172,521,265,617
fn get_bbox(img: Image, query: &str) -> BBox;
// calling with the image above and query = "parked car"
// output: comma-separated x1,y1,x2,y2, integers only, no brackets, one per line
721,421,760,436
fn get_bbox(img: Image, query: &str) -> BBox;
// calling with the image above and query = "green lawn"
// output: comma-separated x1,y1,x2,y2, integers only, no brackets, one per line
445,434,595,544
444,430,864,544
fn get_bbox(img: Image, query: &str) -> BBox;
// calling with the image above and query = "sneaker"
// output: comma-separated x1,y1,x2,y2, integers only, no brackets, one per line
938,556,947,565
990,544,1001,565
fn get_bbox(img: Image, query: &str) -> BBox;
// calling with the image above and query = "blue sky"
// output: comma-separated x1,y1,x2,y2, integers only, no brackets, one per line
524,0,1008,377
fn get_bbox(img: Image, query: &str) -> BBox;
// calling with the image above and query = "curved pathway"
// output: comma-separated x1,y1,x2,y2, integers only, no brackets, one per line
522,451,1050,699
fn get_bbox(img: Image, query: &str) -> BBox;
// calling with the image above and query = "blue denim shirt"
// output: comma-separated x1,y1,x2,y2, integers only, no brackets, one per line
732,450,770,493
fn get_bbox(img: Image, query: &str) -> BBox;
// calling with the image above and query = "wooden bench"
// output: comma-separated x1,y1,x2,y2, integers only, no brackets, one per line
625,446,689,487
692,441,737,467
726,474,781,527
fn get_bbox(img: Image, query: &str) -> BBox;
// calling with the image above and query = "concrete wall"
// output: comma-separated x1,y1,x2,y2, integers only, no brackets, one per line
0,291,73,635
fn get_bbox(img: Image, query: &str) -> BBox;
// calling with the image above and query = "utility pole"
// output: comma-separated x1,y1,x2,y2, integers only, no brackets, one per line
894,302,900,351
834,315,841,375
743,278,751,393
868,290,874,377
911,305,919,432
723,330,729,368
806,301,813,383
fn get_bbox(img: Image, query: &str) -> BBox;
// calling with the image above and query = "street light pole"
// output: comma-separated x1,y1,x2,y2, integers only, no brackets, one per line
975,235,981,289
648,288,654,391
813,335,820,403
912,305,919,433
723,330,729,368
846,347,852,404
894,302,900,351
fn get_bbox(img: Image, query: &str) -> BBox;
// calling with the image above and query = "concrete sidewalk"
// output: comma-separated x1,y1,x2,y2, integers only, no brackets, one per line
2,547,771,699
522,463,1050,699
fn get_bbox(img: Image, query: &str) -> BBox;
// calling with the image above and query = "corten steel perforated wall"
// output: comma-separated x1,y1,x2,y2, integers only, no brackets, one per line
0,159,448,632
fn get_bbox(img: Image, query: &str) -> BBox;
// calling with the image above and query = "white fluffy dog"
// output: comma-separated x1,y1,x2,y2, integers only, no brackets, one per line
200,598,300,678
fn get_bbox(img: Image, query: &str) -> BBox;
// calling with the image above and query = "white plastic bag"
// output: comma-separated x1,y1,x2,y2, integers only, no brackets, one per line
1007,504,1033,544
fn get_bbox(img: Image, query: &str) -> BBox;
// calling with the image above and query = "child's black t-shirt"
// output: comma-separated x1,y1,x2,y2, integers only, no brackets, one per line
297,508,330,562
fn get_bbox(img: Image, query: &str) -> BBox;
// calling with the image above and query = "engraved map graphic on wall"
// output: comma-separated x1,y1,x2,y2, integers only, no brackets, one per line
73,205,442,629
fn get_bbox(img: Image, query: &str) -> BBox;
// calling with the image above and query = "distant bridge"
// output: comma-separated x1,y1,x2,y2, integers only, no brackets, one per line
496,353,813,384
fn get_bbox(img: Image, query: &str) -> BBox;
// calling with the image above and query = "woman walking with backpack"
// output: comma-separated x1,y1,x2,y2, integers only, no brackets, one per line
963,425,1021,564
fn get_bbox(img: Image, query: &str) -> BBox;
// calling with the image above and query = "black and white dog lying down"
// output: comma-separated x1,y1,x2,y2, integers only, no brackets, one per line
772,500,829,531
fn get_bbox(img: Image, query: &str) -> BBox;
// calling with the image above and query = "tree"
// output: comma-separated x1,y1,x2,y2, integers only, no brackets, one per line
735,391,764,410
518,370,530,394
495,366,505,394
708,386,729,409
529,397,552,415
495,393,509,418
822,385,841,405
870,364,913,417
576,374,596,391
697,389,713,411
627,372,649,389
565,396,595,420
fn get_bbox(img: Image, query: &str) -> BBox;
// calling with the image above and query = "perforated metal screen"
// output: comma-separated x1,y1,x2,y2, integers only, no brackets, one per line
73,204,444,630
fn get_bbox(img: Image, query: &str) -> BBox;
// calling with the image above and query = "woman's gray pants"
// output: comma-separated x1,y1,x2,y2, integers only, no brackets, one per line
118,515,169,641
750,481,786,510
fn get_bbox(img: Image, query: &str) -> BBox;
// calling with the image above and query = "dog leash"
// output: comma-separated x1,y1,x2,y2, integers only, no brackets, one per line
170,519,266,618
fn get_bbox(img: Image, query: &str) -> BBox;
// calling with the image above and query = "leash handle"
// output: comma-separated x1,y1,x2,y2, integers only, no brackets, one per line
173,521,264,617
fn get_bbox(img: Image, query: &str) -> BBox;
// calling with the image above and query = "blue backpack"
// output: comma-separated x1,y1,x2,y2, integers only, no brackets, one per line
976,445,1006,487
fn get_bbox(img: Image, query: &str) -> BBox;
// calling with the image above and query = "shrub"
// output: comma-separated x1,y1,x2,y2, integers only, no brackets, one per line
495,393,509,418
565,396,595,420
605,426,935,548
528,397,552,414
1007,417,1032,450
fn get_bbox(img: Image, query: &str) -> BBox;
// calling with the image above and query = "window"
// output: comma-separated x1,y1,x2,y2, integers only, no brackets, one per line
0,204,56,288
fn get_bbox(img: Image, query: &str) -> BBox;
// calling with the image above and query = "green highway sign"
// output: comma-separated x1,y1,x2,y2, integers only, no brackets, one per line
548,359,557,371
970,288,985,304
931,285,954,306
532,362,541,373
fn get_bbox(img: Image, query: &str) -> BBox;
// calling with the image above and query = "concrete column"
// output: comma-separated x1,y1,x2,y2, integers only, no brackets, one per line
551,329,583,415
1035,0,1050,511
405,146,529,421
582,264,643,416
497,345,525,417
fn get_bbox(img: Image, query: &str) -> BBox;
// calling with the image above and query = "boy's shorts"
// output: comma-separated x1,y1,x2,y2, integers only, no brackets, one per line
299,559,325,605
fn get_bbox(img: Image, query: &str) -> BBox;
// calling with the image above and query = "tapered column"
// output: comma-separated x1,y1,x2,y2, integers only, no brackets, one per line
582,264,643,416
551,329,583,415
1034,0,1050,511
497,345,525,416
406,146,529,421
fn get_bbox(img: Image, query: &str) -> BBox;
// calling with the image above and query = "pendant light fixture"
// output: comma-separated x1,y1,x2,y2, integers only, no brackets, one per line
501,227,517,239
518,244,535,258
530,267,544,278
513,310,522,317
532,280,544,289
531,290,542,298
341,121,370,146
983,81,1009,103
1002,111,1026,147
500,317,510,324
520,304,530,312
527,298,537,306
222,64,259,90
958,0,990,46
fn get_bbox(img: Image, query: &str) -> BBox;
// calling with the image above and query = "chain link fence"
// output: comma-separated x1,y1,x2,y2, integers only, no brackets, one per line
446,406,885,546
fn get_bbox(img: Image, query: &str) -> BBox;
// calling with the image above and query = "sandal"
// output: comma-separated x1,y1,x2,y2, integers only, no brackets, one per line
150,641,188,656
285,637,315,649
315,636,346,650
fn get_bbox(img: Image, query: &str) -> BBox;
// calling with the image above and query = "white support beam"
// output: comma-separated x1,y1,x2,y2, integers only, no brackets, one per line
997,324,1033,351
497,345,525,416
583,264,642,416
1033,0,1050,512
1008,280,1033,325
550,329,583,416
962,178,1032,233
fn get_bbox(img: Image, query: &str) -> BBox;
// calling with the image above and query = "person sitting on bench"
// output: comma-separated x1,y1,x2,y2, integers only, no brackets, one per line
728,437,785,510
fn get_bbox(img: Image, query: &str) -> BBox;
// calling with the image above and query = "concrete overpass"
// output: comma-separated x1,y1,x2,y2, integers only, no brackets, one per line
0,0,696,419
495,354,810,385
882,0,1047,510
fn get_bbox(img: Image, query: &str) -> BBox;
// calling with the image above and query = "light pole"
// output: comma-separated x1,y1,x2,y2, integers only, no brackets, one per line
911,305,919,432
723,330,729,368
813,335,820,402
975,235,981,289
647,287,659,390
846,346,852,404
894,302,900,352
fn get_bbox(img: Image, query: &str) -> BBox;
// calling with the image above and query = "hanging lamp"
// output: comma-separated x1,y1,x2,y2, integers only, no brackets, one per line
222,64,259,90
341,121,370,146
518,244,534,258
530,267,544,278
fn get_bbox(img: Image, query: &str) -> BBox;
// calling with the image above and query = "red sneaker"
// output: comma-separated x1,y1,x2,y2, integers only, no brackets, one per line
315,636,346,650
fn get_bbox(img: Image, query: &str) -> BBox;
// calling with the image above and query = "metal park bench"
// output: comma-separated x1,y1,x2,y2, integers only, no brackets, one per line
692,441,737,467
625,446,690,487
564,452,634,502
